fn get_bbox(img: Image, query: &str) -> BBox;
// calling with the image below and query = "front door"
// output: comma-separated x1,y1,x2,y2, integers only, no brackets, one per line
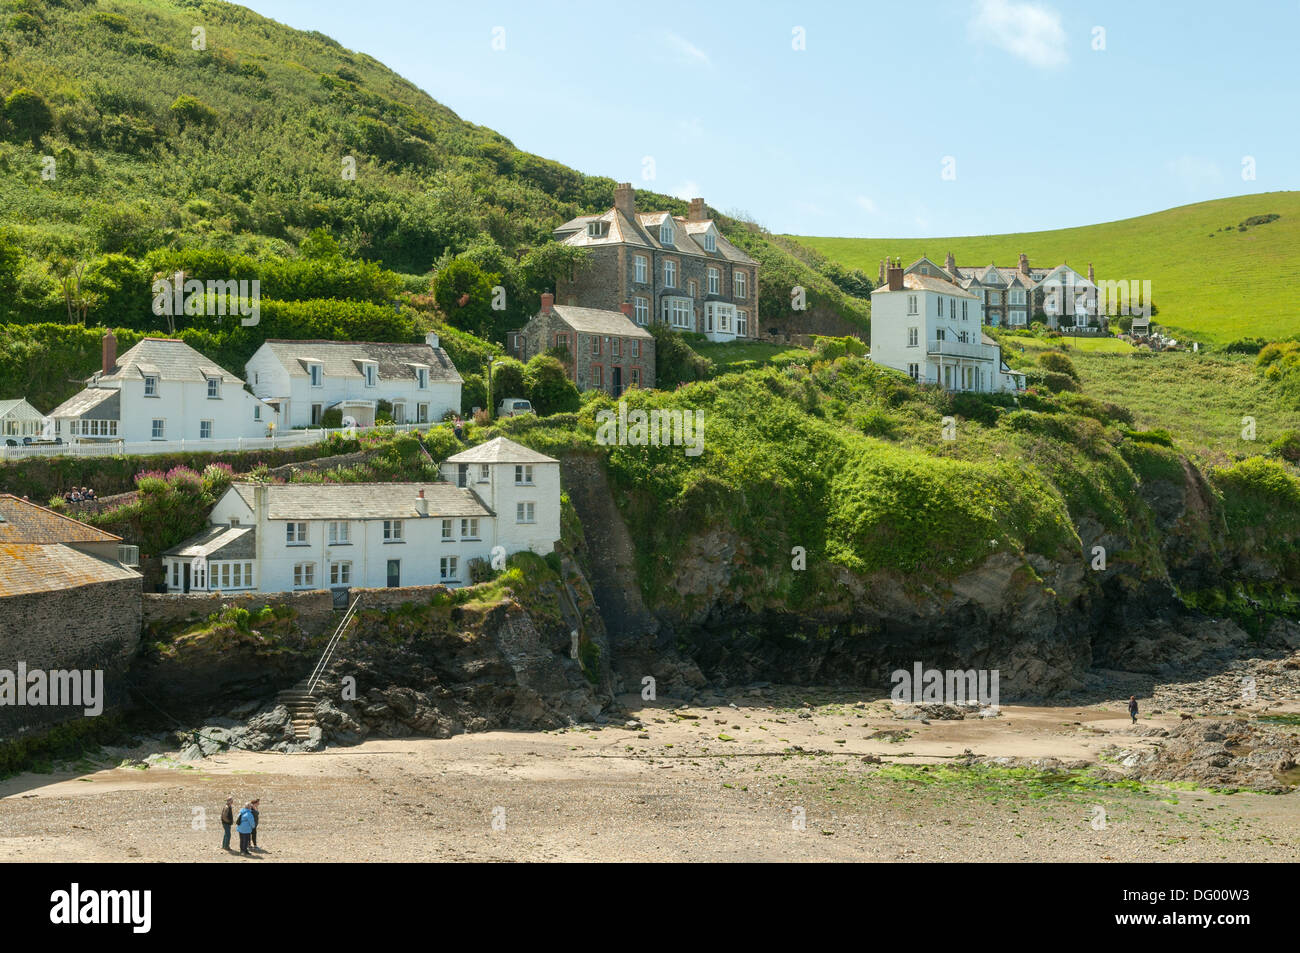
311,403,322,426
386,559,400,588
456,463,468,488
611,366,623,397
182,563,191,593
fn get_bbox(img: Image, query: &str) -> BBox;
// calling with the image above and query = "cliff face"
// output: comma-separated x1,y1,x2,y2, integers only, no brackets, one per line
560,449,1292,702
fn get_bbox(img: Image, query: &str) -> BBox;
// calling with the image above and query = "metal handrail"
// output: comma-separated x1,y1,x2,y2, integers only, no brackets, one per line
306,595,361,695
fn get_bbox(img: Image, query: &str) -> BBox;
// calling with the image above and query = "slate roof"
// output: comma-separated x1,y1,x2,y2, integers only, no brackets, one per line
0,399,43,420
227,482,491,520
555,205,757,265
163,524,256,560
0,543,139,598
445,436,558,465
48,387,119,421
873,273,977,298
96,338,245,385
257,340,462,384
0,495,121,544
546,305,653,339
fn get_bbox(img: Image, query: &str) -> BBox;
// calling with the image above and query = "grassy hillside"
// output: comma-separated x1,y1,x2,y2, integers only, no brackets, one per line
0,0,867,331
792,193,1300,345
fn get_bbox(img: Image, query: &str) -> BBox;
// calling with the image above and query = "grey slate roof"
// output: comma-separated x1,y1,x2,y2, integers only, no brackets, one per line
258,340,462,384
0,494,121,544
97,338,245,385
48,387,119,421
0,398,43,420
555,205,757,265
445,436,558,465
163,524,256,559
873,273,977,299
228,482,491,520
0,543,138,598
547,305,653,339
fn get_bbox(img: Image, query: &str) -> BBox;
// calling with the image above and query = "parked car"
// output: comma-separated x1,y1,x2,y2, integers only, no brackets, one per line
497,398,534,418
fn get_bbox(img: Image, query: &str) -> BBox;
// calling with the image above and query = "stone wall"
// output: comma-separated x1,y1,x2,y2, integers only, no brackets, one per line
0,576,142,737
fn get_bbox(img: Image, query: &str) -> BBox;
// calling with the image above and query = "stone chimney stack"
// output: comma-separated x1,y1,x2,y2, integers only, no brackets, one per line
878,258,887,286
688,197,707,221
619,302,633,319
102,330,117,376
887,258,904,292
425,330,440,350
416,488,428,517
541,292,554,315
614,182,635,219
946,251,957,276
1018,252,1030,276
1088,262,1095,284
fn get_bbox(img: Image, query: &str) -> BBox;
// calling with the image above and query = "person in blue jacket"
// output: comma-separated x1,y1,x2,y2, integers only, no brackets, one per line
235,802,256,856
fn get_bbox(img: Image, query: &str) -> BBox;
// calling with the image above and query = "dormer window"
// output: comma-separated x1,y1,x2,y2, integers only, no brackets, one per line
308,363,323,387
363,363,377,387
206,376,221,399
143,375,158,397
586,221,605,238
416,367,429,389
703,232,716,252
660,223,674,245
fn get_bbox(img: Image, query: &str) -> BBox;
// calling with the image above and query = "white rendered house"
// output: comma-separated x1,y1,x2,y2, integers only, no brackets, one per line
870,262,1024,393
162,437,561,594
245,333,462,429
48,334,273,445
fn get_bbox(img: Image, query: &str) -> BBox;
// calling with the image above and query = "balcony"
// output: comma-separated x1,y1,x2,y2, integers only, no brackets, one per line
926,337,989,360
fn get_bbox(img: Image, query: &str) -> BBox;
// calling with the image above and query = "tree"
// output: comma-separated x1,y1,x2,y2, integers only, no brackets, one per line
524,354,579,415
299,228,343,260
4,87,54,145
490,358,526,404
169,95,218,129
431,258,500,340
649,324,712,388
0,230,20,322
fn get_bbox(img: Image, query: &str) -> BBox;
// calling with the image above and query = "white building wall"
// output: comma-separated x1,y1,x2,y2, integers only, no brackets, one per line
440,460,563,557
118,377,269,444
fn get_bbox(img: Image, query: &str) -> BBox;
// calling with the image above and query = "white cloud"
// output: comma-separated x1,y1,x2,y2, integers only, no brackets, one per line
969,0,1068,69
1165,155,1223,192
672,181,703,201
665,32,710,67
855,195,878,214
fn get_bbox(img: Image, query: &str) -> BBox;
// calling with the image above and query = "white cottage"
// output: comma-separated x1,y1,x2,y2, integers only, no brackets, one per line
870,261,1024,393
0,398,48,445
48,334,273,445
162,437,561,594
245,334,462,429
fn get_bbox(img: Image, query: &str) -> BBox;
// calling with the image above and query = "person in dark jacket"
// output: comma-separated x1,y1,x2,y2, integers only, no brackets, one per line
1128,695,1139,724
220,797,234,851
235,803,256,855
249,799,260,850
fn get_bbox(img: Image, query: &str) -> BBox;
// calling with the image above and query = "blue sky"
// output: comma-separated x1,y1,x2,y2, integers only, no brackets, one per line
244,0,1298,239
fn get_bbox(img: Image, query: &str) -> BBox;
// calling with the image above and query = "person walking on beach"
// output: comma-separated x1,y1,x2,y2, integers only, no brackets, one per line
249,798,260,850
220,797,235,851
1128,695,1139,724
236,802,256,855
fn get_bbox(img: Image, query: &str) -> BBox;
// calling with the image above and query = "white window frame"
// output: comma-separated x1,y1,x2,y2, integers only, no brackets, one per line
151,419,165,440
737,310,747,337
199,420,213,439
439,556,458,583
663,260,676,288
287,522,308,545
383,519,404,542
144,376,158,397
330,561,352,586
907,295,918,315
734,271,747,299
634,297,649,325
907,327,919,347
328,521,350,545
634,255,647,283
206,377,221,399
308,363,323,387
515,464,533,485
659,223,674,245
441,518,454,541
293,562,315,589
707,267,719,295
703,232,716,252
460,518,479,540
516,501,536,524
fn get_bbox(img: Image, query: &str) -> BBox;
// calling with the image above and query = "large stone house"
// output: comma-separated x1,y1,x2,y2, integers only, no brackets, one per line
245,334,462,428
870,260,1025,393
161,437,560,594
888,253,1102,329
553,185,759,342
508,293,655,396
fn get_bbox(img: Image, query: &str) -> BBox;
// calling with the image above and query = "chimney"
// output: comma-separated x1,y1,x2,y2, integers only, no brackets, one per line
946,251,957,276
1018,252,1030,276
425,330,440,350
540,292,554,314
887,258,904,292
619,302,633,319
102,330,117,376
688,197,707,222
878,258,887,286
416,488,428,517
1087,262,1095,284
614,182,635,218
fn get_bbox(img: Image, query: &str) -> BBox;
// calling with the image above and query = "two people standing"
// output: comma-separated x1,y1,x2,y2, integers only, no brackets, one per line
223,797,262,856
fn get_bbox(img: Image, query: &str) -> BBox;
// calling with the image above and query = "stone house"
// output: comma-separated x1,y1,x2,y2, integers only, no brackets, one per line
553,185,759,342
508,293,655,396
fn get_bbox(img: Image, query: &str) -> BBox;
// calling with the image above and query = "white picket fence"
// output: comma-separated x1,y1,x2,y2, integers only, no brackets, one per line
0,422,431,461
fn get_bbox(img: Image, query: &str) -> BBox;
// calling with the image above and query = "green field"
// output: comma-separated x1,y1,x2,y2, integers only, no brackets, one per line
792,193,1300,346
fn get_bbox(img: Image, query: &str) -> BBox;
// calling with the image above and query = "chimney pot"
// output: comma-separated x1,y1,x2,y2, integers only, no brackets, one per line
102,330,117,377
541,292,554,314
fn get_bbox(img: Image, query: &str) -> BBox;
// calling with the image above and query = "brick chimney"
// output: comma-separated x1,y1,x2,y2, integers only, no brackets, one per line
614,182,635,218
540,292,554,314
887,258,904,292
1018,252,1030,276
688,197,707,221
415,488,428,517
102,330,117,376
619,302,633,319
945,251,957,276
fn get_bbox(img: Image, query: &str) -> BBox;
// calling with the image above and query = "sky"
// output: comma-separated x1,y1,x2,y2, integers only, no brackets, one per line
243,0,1299,239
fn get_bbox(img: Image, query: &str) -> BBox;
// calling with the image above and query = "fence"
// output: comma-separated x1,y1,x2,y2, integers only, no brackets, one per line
0,422,432,461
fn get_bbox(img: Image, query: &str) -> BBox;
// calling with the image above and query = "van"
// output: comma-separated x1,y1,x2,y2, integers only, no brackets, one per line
497,398,534,418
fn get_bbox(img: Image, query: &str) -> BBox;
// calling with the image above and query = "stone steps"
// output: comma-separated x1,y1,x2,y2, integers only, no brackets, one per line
276,680,321,741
